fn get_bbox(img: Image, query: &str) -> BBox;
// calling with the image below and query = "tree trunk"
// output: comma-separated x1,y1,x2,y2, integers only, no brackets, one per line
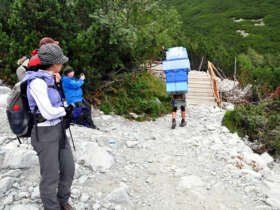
198,56,204,71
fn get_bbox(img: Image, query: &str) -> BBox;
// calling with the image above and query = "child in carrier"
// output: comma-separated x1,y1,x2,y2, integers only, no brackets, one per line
62,66,98,129
171,93,187,129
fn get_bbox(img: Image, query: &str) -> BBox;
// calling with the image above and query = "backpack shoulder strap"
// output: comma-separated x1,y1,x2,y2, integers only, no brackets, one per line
33,76,54,88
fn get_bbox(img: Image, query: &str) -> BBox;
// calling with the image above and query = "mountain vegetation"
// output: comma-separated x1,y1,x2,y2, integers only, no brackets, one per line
165,0,280,72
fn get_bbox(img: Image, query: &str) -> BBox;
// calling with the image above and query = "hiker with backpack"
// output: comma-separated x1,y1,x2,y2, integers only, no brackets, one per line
171,93,187,129
17,43,75,210
62,66,98,129
16,37,59,81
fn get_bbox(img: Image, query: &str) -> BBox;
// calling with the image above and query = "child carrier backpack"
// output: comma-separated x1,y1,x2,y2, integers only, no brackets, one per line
71,107,90,127
6,80,34,143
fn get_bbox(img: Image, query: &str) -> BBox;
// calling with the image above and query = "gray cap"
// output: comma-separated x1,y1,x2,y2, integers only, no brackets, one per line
38,43,69,65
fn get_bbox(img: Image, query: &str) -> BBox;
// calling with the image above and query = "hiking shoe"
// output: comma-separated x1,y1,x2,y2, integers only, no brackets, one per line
171,119,176,129
62,203,75,210
90,124,99,130
180,119,186,127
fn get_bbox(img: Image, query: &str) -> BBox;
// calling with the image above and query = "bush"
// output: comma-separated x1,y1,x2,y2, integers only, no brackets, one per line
222,96,280,155
238,48,280,98
99,71,171,121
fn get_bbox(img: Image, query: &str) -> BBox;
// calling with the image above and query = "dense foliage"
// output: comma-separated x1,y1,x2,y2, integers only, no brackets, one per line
238,48,280,99
98,71,171,121
223,97,280,155
165,0,280,72
0,0,182,91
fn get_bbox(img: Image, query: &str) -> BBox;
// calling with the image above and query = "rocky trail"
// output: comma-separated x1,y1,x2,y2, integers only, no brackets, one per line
0,84,280,210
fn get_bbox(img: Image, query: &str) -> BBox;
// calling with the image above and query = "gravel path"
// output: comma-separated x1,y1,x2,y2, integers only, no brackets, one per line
0,86,280,210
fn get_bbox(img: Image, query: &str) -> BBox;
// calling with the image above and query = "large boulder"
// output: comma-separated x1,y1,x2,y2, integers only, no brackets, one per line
0,86,11,95
0,177,14,195
76,142,114,171
105,184,133,209
1,148,38,169
0,86,11,107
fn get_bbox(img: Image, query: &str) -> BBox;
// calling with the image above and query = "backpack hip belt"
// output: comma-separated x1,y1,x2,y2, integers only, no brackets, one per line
33,113,47,124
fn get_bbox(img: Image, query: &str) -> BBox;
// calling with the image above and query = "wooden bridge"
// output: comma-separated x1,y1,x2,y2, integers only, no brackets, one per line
187,62,221,106
149,61,221,107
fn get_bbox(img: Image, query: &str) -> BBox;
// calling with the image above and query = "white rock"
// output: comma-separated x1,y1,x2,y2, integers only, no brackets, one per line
178,175,204,189
263,180,280,209
102,115,112,120
243,152,273,170
129,113,139,118
3,169,22,178
3,194,14,205
106,186,132,206
76,202,89,210
206,125,216,131
0,94,9,108
0,177,14,195
219,79,239,92
210,171,217,176
28,186,34,193
221,126,230,135
241,169,262,179
126,141,138,148
266,197,280,209
1,149,38,169
80,193,90,202
223,103,234,111
18,192,30,199
260,153,273,167
71,188,81,199
78,175,88,185
31,187,40,200
12,182,20,189
114,205,129,210
93,203,101,210
77,142,114,171
10,204,39,210
0,86,11,95
96,192,103,199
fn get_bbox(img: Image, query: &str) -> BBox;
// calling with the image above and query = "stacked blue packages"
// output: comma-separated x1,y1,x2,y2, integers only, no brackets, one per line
163,47,190,94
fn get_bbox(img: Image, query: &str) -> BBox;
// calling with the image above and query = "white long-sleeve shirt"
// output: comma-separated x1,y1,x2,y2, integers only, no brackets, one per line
29,76,66,127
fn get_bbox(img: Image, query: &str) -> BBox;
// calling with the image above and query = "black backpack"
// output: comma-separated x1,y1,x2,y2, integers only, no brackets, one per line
6,80,34,143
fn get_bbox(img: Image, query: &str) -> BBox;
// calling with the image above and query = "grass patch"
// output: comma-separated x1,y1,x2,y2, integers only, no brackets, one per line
99,71,172,121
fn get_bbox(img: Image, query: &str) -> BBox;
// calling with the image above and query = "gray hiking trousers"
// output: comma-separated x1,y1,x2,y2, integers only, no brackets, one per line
31,122,75,210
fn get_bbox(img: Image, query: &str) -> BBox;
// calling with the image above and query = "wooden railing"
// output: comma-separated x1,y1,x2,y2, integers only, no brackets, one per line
207,61,221,107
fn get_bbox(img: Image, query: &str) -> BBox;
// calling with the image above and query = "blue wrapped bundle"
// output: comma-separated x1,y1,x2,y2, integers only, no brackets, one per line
165,69,188,94
166,47,188,60
164,46,190,94
163,58,190,71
